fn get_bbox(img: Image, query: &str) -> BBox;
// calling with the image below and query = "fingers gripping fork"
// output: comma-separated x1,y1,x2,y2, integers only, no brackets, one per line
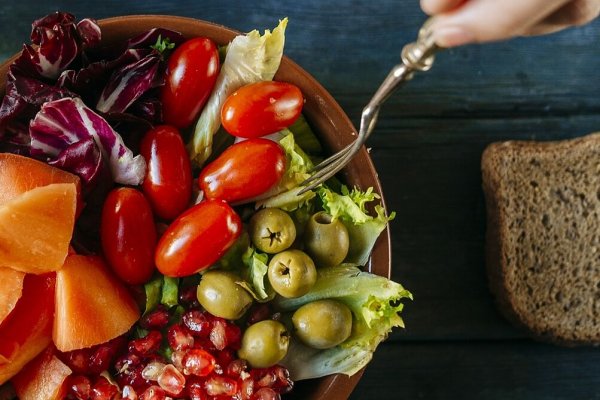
298,19,440,195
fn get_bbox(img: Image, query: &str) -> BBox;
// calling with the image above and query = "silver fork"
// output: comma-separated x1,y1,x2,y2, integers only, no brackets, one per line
298,19,441,195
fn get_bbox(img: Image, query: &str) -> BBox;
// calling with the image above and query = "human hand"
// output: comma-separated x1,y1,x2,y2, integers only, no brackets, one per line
421,0,600,47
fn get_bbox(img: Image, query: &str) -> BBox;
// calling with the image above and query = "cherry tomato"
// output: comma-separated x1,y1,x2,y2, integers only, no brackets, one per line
199,138,286,203
140,125,192,220
155,199,242,277
101,188,157,285
162,37,220,128
221,81,304,138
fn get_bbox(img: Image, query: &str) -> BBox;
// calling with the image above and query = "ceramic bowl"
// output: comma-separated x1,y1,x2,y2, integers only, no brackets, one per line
0,14,391,400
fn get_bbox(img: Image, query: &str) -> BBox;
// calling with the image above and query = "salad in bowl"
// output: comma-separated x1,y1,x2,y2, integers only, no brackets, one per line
0,12,411,400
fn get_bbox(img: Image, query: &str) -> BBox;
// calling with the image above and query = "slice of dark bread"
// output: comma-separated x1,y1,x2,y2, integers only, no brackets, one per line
482,132,600,344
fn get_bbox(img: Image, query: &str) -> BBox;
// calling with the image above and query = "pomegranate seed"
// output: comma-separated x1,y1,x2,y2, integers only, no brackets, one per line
246,303,272,326
186,377,209,400
119,385,139,400
238,377,254,400
61,347,91,374
193,337,216,352
183,349,216,377
179,285,200,308
224,323,242,350
182,310,211,337
139,385,167,400
216,349,236,370
252,368,276,389
142,361,166,381
171,350,186,371
115,363,151,393
251,387,281,400
91,376,118,400
210,319,227,351
115,353,142,373
204,375,238,396
129,331,162,356
167,324,195,351
140,305,170,329
225,359,248,378
67,374,92,400
271,365,293,393
157,364,186,396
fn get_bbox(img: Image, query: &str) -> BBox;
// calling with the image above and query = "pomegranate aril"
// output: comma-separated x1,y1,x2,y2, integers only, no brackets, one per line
139,385,167,400
226,358,248,378
129,330,163,356
157,364,186,396
182,310,211,337
115,353,142,373
239,377,254,400
251,387,281,400
142,361,166,381
210,319,227,350
224,323,242,350
167,323,195,351
115,363,151,393
271,365,293,393
216,349,236,370
119,385,139,400
253,368,277,389
179,285,200,307
67,374,92,400
183,349,216,377
246,303,272,326
140,305,170,329
91,376,119,400
204,375,238,396
186,377,209,400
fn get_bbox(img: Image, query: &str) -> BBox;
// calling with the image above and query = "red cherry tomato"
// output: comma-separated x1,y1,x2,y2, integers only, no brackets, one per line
221,81,304,138
101,188,157,285
199,138,286,203
140,125,192,220
155,199,242,277
162,37,220,128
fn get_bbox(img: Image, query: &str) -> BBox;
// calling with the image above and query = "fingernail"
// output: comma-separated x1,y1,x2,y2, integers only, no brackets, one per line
434,26,475,47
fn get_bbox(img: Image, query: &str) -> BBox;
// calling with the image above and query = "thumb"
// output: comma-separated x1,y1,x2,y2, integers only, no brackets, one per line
430,0,570,47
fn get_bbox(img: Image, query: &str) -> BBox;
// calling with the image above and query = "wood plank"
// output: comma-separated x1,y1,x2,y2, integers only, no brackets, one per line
351,340,600,400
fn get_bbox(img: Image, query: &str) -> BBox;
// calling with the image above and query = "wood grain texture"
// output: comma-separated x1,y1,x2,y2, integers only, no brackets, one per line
0,0,599,398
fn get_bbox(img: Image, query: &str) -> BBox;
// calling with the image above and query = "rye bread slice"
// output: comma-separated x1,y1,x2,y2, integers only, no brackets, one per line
482,132,600,344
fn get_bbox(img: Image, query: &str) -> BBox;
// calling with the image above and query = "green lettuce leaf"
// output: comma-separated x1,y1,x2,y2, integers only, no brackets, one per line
277,265,412,380
239,246,275,302
188,18,288,166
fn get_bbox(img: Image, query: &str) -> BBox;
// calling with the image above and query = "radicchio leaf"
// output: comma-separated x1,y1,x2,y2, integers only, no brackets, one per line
76,18,102,48
96,53,160,113
30,97,146,185
125,28,185,49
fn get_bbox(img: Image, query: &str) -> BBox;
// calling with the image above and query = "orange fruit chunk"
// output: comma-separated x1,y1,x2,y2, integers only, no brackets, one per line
11,346,71,400
0,183,77,274
0,153,80,207
0,273,55,384
54,255,140,352
0,267,25,323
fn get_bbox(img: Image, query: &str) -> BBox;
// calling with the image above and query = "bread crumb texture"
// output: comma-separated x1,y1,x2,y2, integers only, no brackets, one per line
482,133,600,344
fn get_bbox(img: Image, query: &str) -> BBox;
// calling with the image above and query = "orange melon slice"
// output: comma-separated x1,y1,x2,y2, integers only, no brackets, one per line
0,183,77,274
0,267,25,323
54,255,140,352
0,273,55,384
12,346,71,400
0,153,80,207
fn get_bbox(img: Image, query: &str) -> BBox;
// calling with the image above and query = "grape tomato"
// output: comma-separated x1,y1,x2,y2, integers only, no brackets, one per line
221,81,304,138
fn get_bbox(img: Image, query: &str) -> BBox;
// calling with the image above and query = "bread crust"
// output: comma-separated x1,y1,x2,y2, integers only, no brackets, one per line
482,132,600,345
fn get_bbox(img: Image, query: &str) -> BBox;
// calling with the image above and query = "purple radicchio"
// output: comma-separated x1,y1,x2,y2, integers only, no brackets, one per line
14,12,100,80
30,97,146,185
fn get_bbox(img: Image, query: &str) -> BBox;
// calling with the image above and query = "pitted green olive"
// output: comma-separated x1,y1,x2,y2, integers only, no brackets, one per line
304,212,349,267
249,208,297,254
292,299,353,349
268,249,317,298
197,270,253,320
238,320,289,368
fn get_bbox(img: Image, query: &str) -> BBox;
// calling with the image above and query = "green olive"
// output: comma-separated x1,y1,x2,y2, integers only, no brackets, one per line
304,212,349,267
292,299,353,349
249,208,296,254
268,250,317,298
237,320,289,368
197,270,253,320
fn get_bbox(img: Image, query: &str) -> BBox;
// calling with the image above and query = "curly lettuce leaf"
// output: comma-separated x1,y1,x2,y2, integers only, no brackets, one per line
188,18,287,166
239,246,275,302
277,265,412,380
318,186,395,266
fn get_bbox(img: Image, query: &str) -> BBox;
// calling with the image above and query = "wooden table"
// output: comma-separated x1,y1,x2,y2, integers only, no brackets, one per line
1,1,599,399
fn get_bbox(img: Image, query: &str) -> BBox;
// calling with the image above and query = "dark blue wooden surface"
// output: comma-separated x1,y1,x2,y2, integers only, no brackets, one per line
1,1,599,399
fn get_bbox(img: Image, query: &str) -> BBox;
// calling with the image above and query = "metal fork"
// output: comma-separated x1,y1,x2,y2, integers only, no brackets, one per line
298,19,441,195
